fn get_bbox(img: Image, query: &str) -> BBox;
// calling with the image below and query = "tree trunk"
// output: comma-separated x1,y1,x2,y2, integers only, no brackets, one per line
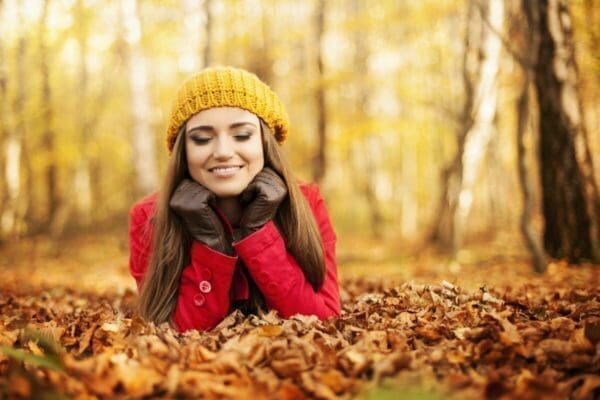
203,0,212,67
0,0,8,234
517,0,548,273
39,0,61,231
400,135,418,238
531,0,600,262
1,4,26,237
247,1,273,84
517,82,548,273
364,136,384,239
312,0,326,184
427,0,478,251
180,0,203,72
428,0,503,255
350,0,382,238
73,0,92,228
121,0,159,198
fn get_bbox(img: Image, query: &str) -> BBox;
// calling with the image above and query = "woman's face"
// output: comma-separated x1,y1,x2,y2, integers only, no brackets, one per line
184,107,264,198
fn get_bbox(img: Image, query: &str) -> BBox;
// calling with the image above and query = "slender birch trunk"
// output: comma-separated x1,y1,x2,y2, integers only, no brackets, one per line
429,0,504,255
2,3,26,236
0,0,8,233
313,0,326,185
203,0,212,67
349,0,383,238
39,0,62,231
453,0,503,251
181,0,203,71
121,0,158,198
73,0,92,227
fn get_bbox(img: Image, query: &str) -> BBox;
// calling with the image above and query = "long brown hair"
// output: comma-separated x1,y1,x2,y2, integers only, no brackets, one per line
138,120,326,325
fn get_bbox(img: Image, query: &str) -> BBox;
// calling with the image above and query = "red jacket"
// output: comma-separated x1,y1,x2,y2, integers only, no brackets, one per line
129,182,341,332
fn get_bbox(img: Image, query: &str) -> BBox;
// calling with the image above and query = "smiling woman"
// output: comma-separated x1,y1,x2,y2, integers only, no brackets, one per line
128,66,340,332
185,107,264,201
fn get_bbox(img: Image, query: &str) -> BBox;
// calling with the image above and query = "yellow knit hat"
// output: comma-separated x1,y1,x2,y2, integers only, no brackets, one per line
165,66,289,152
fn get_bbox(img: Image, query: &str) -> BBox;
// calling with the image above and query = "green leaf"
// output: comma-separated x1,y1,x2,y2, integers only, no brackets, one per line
0,346,64,371
362,385,449,400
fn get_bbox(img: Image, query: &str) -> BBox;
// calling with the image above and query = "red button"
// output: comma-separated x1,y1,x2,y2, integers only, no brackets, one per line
199,280,212,293
193,293,206,306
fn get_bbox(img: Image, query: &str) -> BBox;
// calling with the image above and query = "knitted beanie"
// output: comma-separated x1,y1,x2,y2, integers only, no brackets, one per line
165,66,290,152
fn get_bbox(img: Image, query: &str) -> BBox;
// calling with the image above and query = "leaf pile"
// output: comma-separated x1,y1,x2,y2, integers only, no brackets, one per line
0,275,599,399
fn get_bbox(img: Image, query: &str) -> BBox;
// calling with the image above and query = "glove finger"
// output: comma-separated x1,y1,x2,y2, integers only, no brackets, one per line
258,174,287,203
174,178,195,194
170,180,215,217
241,181,259,204
260,168,285,188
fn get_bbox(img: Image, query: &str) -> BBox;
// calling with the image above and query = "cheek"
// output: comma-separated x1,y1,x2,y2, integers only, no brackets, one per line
185,144,209,179
245,142,264,178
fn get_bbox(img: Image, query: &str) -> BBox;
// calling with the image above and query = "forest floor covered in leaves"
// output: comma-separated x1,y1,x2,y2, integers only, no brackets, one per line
0,232,598,399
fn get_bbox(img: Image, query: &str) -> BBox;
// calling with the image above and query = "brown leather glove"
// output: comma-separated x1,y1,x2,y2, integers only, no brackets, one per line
237,167,287,239
169,179,233,255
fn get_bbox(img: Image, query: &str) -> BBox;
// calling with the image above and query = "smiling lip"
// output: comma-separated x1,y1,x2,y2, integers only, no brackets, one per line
209,165,243,178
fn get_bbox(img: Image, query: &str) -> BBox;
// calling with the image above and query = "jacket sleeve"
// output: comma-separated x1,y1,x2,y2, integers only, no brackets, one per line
232,184,341,319
128,202,238,332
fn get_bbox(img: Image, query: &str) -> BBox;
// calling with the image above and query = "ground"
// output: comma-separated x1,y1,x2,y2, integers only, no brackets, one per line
0,232,598,399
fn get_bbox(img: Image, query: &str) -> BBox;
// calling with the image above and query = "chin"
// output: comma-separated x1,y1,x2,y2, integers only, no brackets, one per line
209,185,246,198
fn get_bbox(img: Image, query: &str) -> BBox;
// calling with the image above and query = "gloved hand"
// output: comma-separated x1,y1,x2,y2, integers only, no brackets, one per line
237,167,287,239
169,179,233,255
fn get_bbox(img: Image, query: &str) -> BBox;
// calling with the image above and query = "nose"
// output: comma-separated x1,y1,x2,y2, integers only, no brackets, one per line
213,135,234,160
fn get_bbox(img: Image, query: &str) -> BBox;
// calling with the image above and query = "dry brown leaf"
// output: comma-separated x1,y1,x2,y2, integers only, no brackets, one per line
583,317,600,344
575,375,600,399
1,274,598,399
338,348,369,377
257,325,284,337
77,323,98,355
276,380,307,400
415,326,442,342
300,371,337,400
317,369,351,394
487,311,522,344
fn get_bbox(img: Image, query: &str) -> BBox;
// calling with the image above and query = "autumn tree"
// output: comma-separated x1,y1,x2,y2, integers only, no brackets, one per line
514,1,548,273
1,2,27,237
0,0,7,237
180,0,205,72
71,0,93,228
526,0,600,263
428,0,504,255
38,0,63,234
203,0,212,66
312,0,326,185
120,0,159,198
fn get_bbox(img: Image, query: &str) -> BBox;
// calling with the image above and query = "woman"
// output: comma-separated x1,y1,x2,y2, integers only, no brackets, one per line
129,66,341,332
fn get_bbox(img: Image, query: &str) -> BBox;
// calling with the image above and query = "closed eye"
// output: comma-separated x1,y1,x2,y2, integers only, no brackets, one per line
191,136,211,145
234,132,253,141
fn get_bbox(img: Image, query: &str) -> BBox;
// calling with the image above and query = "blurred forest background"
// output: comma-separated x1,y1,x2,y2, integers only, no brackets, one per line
0,0,599,275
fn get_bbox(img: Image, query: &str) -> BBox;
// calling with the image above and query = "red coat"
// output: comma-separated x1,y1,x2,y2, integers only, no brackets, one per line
129,182,341,332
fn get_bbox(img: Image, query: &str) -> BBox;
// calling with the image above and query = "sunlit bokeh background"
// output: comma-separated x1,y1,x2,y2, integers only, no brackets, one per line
0,0,598,278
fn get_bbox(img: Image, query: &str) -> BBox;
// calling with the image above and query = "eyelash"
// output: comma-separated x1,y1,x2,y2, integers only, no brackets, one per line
235,133,252,141
191,137,210,145
190,132,252,145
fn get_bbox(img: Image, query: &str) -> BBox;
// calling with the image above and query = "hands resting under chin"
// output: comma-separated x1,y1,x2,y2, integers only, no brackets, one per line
169,167,287,255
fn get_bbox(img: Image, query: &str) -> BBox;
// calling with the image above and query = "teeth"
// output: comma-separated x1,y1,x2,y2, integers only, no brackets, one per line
212,166,241,172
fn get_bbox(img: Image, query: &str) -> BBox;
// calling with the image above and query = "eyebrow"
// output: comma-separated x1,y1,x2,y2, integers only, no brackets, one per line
187,122,258,134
